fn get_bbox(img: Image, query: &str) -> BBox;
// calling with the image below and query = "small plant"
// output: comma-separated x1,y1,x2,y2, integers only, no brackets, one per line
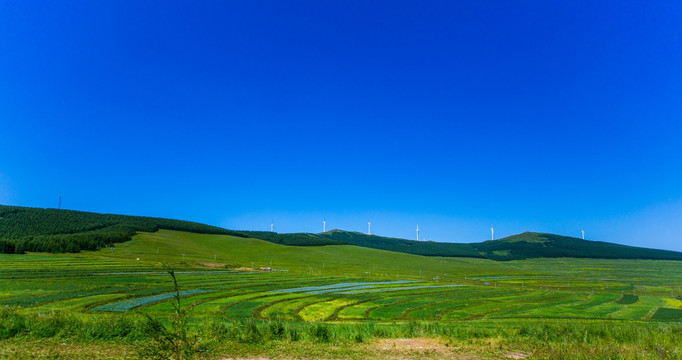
0,306,27,339
138,267,200,360
266,319,286,340
312,322,330,342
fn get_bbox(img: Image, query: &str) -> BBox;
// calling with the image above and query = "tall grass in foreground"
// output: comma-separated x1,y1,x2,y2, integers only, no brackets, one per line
137,268,200,360
1,306,680,359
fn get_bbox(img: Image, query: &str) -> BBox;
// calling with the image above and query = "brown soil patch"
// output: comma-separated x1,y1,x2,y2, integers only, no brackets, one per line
505,352,531,359
376,338,448,352
0,339,135,359
198,261,226,268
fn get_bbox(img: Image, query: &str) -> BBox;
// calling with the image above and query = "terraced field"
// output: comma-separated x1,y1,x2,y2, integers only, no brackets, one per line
2,229,681,359
2,262,680,323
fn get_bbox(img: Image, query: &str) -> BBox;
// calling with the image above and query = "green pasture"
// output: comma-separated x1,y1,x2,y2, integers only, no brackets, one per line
1,229,681,322
1,229,681,359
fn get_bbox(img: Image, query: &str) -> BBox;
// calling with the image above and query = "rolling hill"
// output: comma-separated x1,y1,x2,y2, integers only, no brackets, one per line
318,230,682,261
0,205,343,253
470,231,682,260
317,229,480,257
2,205,681,261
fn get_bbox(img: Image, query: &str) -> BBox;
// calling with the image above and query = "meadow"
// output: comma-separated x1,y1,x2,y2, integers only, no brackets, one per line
1,230,681,359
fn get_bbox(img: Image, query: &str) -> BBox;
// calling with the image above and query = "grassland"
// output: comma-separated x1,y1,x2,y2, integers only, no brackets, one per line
1,229,681,359
6,205,682,262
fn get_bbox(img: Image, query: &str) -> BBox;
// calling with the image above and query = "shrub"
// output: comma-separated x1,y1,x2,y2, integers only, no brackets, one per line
312,323,330,343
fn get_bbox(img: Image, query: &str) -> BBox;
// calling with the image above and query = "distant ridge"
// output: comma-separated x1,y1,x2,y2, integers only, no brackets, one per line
1,205,681,261
470,231,682,261
317,230,682,261
317,230,480,257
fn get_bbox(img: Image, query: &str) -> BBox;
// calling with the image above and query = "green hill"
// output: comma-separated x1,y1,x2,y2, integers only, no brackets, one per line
0,205,343,254
319,230,682,261
228,230,345,246
473,232,682,260
2,205,681,261
318,230,480,257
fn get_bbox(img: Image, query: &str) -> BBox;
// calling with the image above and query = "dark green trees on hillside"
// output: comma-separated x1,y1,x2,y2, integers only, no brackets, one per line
0,205,241,254
0,205,343,254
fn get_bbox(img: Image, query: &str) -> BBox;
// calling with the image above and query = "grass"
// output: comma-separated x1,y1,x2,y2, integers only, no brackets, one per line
2,309,681,359
652,308,682,321
618,294,640,305
1,229,681,359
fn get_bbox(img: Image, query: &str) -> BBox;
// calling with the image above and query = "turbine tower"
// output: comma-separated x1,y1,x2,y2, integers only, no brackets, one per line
491,226,494,241
270,222,274,233
367,221,371,235
581,229,585,240
323,219,326,233
416,224,419,241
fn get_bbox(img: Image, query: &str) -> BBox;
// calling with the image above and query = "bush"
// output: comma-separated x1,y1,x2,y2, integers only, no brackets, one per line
312,323,330,343
266,320,286,340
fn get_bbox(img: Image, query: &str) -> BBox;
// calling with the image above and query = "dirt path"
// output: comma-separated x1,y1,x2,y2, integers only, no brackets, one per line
221,338,531,360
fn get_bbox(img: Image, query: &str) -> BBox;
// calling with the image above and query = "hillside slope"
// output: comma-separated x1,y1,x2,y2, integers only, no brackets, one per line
319,230,682,261
104,229,515,277
2,205,681,261
0,205,343,254
474,232,682,260
318,230,480,257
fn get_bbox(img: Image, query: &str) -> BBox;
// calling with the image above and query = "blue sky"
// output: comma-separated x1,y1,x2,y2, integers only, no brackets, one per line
1,1,681,251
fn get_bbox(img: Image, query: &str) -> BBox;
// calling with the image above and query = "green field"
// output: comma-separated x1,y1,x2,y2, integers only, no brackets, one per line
1,229,681,359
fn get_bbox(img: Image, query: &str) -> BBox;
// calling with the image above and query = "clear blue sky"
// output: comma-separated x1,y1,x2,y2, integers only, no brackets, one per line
1,1,681,251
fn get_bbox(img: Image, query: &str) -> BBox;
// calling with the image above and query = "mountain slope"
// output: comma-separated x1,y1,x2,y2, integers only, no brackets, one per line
318,230,480,257
2,205,681,261
0,205,343,254
473,232,682,260
318,230,682,261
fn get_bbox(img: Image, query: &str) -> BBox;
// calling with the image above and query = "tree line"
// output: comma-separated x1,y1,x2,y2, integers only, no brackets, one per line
0,205,244,254
0,205,344,254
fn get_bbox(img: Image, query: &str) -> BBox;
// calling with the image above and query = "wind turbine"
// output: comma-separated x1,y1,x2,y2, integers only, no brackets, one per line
323,219,326,233
367,221,371,235
270,221,274,233
490,226,494,241
416,224,419,241
581,229,585,240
